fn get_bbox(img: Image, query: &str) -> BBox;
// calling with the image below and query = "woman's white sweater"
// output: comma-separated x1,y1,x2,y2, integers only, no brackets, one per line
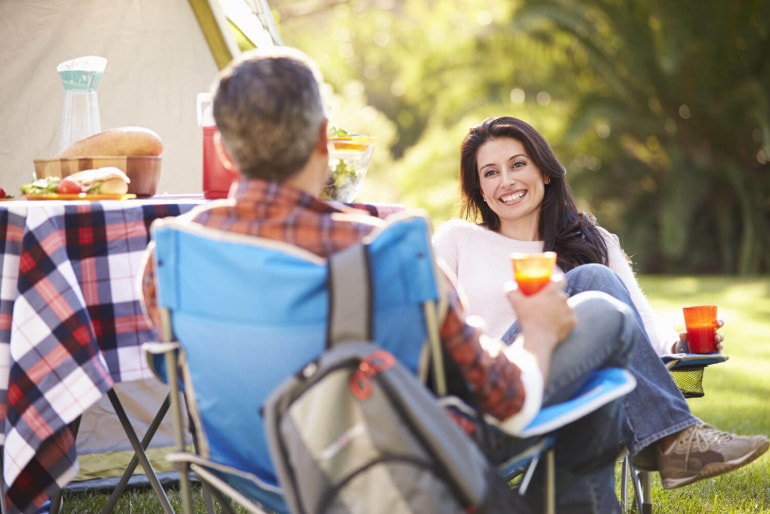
433,218,677,355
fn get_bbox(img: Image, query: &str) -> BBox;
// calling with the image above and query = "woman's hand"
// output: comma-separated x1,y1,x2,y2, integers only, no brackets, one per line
672,319,725,353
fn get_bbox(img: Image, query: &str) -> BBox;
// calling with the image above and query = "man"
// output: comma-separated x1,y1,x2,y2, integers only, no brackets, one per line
140,46,648,512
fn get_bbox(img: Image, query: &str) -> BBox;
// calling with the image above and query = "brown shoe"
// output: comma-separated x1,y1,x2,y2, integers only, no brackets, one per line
657,424,769,489
630,445,658,471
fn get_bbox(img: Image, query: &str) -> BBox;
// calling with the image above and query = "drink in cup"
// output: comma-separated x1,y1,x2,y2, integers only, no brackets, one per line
683,305,718,353
511,252,557,296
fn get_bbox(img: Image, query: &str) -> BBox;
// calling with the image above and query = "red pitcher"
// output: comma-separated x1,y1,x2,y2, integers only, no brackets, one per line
197,93,238,199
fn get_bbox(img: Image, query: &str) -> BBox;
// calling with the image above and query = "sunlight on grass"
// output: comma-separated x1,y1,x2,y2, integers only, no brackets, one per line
624,275,770,514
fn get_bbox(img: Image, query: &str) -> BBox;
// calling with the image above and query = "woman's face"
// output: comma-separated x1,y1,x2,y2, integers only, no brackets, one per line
476,137,548,238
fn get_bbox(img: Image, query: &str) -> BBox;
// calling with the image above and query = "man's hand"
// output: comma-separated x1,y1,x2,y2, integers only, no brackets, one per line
505,275,576,382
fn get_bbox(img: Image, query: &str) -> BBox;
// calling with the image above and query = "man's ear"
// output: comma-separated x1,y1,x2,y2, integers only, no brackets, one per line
315,118,329,155
213,130,238,171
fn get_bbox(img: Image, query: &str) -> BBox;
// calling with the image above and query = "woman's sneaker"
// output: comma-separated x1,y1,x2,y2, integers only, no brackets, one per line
657,423,769,489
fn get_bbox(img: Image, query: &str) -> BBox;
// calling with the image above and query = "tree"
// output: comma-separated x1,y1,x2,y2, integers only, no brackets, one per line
508,0,770,274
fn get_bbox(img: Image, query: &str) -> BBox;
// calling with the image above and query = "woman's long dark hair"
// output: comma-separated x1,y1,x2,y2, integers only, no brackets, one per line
459,116,608,271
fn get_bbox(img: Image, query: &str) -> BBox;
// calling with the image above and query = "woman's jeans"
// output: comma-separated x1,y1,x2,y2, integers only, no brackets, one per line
498,264,697,513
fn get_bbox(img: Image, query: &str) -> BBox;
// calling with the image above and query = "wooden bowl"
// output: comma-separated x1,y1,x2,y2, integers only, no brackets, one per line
33,156,161,197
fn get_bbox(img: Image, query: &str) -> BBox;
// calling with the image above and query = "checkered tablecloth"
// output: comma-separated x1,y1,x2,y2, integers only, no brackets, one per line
0,196,204,513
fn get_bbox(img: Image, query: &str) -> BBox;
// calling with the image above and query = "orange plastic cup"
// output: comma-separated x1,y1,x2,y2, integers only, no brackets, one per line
511,252,557,296
683,305,718,353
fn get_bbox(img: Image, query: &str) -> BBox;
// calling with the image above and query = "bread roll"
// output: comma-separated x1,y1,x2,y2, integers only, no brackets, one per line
97,178,130,195
56,127,163,158
68,167,130,195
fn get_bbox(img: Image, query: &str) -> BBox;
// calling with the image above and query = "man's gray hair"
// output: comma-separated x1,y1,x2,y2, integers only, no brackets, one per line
212,46,326,181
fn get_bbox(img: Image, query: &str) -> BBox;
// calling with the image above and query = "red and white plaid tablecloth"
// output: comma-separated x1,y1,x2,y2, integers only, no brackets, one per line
0,196,403,513
0,196,204,513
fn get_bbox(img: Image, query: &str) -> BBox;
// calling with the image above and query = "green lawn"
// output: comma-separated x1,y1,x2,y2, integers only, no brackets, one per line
57,276,770,513
616,275,770,514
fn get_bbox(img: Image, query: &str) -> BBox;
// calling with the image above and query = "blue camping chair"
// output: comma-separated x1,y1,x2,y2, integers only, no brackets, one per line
143,210,635,514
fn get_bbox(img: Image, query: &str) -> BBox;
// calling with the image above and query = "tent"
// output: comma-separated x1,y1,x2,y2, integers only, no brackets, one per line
0,0,280,197
0,0,280,486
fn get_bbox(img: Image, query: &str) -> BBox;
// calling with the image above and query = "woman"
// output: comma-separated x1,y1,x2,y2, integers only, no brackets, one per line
436,116,696,354
433,115,768,491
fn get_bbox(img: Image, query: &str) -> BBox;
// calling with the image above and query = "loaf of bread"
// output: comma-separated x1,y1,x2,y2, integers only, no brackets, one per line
56,127,164,158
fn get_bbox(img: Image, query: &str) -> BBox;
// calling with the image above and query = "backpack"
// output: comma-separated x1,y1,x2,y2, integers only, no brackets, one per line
263,239,519,514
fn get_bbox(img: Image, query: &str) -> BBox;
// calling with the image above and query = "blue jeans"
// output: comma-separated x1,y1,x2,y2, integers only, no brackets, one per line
560,264,698,455
499,264,698,513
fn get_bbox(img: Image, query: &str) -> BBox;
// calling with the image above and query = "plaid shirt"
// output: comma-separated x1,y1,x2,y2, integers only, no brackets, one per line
141,179,526,421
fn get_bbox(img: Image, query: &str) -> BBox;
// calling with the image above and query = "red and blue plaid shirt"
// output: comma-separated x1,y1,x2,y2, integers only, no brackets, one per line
141,179,526,421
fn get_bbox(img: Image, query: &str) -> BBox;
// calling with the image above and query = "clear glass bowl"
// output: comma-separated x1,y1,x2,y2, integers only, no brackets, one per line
321,136,374,202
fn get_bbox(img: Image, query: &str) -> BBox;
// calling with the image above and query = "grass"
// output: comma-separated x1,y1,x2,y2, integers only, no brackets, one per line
56,275,770,513
616,275,770,514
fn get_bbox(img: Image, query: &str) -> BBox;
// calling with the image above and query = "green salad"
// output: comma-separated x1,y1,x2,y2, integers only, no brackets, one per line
321,128,374,202
20,177,61,195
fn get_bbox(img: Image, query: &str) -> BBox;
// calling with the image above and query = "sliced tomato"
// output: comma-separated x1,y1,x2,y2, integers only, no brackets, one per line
57,177,84,195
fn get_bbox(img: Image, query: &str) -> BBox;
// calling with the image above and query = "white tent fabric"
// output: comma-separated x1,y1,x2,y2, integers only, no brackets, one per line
0,0,225,196
73,379,182,482
0,0,278,483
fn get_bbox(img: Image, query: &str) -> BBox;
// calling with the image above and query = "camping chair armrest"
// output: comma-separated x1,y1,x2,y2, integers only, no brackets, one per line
439,368,636,439
142,341,181,355
142,341,181,383
518,368,636,438
661,352,729,371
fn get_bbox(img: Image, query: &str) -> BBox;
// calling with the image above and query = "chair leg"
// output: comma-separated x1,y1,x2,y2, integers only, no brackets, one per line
517,450,542,495
201,481,218,514
167,351,194,514
639,469,653,514
620,453,630,513
103,388,174,514
629,466,653,514
544,448,556,514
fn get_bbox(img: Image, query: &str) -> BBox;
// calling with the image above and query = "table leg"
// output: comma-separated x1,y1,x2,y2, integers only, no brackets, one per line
48,417,81,514
101,389,173,514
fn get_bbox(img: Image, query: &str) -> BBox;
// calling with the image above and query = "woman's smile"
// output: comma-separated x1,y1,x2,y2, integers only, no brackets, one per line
498,190,527,205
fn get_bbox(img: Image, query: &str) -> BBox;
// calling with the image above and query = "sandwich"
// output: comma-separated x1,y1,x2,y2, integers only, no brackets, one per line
63,167,131,195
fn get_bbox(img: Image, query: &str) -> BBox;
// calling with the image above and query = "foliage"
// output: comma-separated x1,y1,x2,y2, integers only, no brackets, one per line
510,0,770,275
268,0,770,274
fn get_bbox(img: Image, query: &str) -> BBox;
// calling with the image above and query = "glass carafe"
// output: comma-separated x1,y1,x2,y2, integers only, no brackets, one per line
57,56,107,153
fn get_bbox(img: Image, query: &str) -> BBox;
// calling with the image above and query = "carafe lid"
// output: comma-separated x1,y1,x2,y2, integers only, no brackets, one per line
57,56,107,91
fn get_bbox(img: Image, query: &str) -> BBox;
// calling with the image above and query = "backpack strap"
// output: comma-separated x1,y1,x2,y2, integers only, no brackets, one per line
326,229,447,397
327,242,372,346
